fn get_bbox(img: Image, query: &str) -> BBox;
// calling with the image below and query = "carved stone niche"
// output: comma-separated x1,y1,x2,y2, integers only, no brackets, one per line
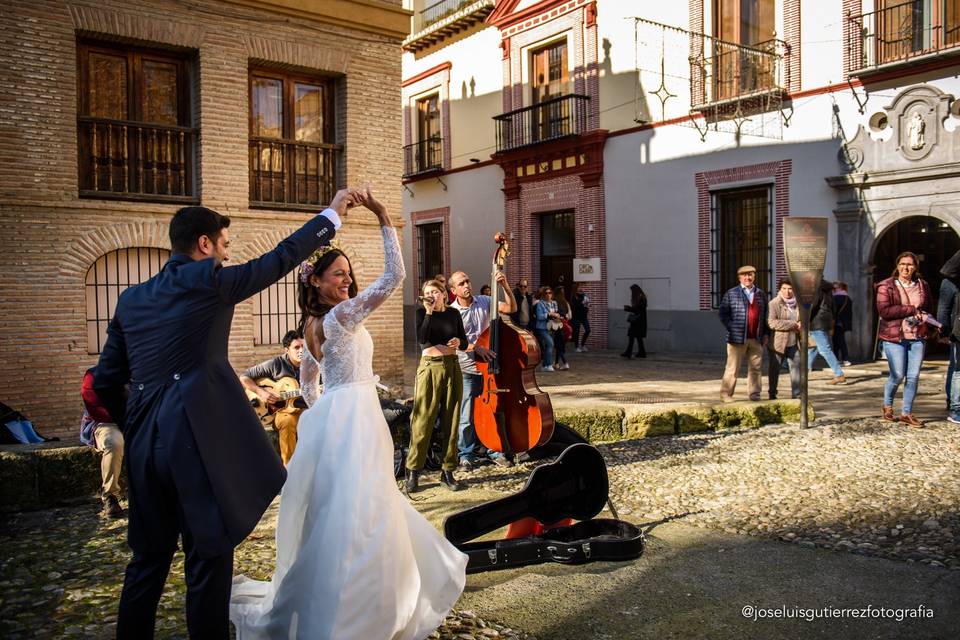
841,84,957,174
891,85,949,161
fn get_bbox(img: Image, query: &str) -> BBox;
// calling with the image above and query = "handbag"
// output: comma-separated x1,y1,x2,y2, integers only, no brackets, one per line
561,318,573,341
547,318,563,332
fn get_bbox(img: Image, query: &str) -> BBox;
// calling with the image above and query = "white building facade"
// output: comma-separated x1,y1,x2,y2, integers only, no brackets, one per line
400,0,960,358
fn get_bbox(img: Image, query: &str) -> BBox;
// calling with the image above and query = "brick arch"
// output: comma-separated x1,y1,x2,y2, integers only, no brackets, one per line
244,231,367,282
60,220,170,282
70,6,206,49
245,36,352,74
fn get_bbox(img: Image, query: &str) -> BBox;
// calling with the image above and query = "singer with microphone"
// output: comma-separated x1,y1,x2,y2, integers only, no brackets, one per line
405,280,469,493
876,251,935,427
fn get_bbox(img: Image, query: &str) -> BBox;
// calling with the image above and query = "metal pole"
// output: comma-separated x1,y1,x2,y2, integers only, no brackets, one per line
799,304,811,429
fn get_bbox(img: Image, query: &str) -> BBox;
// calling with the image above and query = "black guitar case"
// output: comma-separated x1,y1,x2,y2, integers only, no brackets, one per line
443,443,644,573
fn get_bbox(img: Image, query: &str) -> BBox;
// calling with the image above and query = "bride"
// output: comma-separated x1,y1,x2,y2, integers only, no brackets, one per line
230,187,467,639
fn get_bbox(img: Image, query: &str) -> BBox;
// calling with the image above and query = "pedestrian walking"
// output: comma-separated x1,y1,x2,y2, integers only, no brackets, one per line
621,284,647,359
876,251,933,427
718,265,769,401
938,249,960,422
832,281,853,366
808,279,846,384
767,279,801,400
571,282,591,352
553,286,572,370
533,286,559,372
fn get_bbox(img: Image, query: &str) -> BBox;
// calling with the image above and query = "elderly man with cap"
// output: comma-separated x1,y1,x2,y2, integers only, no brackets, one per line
718,265,770,402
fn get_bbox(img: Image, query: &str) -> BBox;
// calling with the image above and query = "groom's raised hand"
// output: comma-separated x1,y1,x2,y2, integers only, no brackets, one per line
329,188,356,218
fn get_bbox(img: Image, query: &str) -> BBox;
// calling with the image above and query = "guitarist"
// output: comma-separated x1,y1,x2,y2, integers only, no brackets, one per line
239,330,308,465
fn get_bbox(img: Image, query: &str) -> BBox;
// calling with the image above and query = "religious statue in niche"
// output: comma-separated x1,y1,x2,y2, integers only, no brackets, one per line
908,111,926,150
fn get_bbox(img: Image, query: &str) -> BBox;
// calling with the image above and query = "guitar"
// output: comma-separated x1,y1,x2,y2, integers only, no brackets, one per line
245,376,306,421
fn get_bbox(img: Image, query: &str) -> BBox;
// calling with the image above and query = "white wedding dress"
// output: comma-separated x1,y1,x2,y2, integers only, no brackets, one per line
230,226,468,639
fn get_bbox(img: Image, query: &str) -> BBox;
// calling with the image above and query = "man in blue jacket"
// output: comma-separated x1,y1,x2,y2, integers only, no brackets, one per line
89,190,353,638
718,265,770,402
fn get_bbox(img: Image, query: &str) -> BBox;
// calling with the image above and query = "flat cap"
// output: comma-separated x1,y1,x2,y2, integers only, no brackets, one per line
737,265,757,275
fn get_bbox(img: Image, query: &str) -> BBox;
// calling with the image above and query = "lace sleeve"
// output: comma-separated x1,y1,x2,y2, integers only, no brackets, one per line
330,226,405,332
299,347,321,408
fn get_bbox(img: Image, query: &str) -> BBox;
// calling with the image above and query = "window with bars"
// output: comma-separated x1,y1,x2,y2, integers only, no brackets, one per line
252,270,301,346
417,222,444,289
710,186,773,307
249,68,340,210
85,247,171,354
77,40,197,202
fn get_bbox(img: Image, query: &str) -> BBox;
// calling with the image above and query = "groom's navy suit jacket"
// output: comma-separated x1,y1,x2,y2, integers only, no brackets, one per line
92,214,336,558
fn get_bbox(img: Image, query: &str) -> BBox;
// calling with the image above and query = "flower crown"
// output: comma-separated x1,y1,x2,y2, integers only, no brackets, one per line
299,240,345,283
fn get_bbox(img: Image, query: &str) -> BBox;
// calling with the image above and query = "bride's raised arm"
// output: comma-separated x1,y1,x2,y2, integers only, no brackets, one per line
329,188,405,333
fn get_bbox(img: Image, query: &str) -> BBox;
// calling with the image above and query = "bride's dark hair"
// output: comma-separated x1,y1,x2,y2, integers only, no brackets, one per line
297,249,359,357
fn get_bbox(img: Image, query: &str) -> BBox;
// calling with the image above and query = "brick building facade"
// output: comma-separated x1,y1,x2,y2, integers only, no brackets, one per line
0,0,409,439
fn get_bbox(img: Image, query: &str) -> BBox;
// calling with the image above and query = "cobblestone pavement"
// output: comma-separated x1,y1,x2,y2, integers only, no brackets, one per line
0,502,532,639
458,416,960,571
3,416,957,638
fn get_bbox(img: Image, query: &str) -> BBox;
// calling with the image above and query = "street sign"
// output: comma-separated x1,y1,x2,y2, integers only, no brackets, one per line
783,218,829,430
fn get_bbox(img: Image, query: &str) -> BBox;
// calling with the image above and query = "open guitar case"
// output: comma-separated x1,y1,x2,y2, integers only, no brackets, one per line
443,443,644,573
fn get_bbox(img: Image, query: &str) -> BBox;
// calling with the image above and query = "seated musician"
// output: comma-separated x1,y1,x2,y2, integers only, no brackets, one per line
239,329,307,465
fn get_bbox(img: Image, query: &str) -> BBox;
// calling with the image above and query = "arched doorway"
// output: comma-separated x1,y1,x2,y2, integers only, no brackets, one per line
872,216,960,359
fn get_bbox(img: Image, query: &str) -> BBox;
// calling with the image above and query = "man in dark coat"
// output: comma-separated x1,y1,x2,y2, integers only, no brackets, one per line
718,265,770,401
510,279,534,330
89,190,353,638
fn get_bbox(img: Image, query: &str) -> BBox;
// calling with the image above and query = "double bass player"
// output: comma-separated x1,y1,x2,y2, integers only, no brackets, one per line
449,269,517,470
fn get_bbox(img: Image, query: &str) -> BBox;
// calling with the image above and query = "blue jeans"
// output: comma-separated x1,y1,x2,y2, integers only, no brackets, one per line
947,342,956,406
534,329,554,369
457,373,483,463
882,339,925,414
808,329,844,377
949,342,960,415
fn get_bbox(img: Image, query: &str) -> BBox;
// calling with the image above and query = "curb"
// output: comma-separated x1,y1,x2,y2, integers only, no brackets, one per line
555,399,815,443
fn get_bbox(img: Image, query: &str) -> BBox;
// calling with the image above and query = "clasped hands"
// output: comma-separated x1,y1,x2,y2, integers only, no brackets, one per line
328,185,387,220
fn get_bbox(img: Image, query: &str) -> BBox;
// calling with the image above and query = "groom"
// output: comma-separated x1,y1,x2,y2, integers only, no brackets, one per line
88,190,354,638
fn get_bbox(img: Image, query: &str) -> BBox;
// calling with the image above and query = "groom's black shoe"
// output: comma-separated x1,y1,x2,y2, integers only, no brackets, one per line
404,469,420,493
440,470,465,491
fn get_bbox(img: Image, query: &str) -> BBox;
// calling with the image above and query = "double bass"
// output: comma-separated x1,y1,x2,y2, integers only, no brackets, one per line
473,233,554,455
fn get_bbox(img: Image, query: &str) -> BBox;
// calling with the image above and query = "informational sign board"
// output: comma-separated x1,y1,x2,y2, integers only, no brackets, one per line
783,217,829,430
573,257,602,281
783,218,828,305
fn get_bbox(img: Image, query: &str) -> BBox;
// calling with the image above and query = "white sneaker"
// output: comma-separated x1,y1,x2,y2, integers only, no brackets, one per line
543,365,555,372
581,346,588,352
561,363,570,370
575,347,582,353
842,361,852,367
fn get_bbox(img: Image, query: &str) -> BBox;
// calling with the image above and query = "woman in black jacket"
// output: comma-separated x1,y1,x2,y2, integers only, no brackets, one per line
622,284,647,358
406,279,468,492
832,281,853,366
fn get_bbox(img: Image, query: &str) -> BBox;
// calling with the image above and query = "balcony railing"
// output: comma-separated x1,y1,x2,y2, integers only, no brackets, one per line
78,117,197,202
403,137,443,178
494,94,590,154
416,0,475,32
690,36,787,109
848,0,960,73
249,138,340,210
404,0,495,52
